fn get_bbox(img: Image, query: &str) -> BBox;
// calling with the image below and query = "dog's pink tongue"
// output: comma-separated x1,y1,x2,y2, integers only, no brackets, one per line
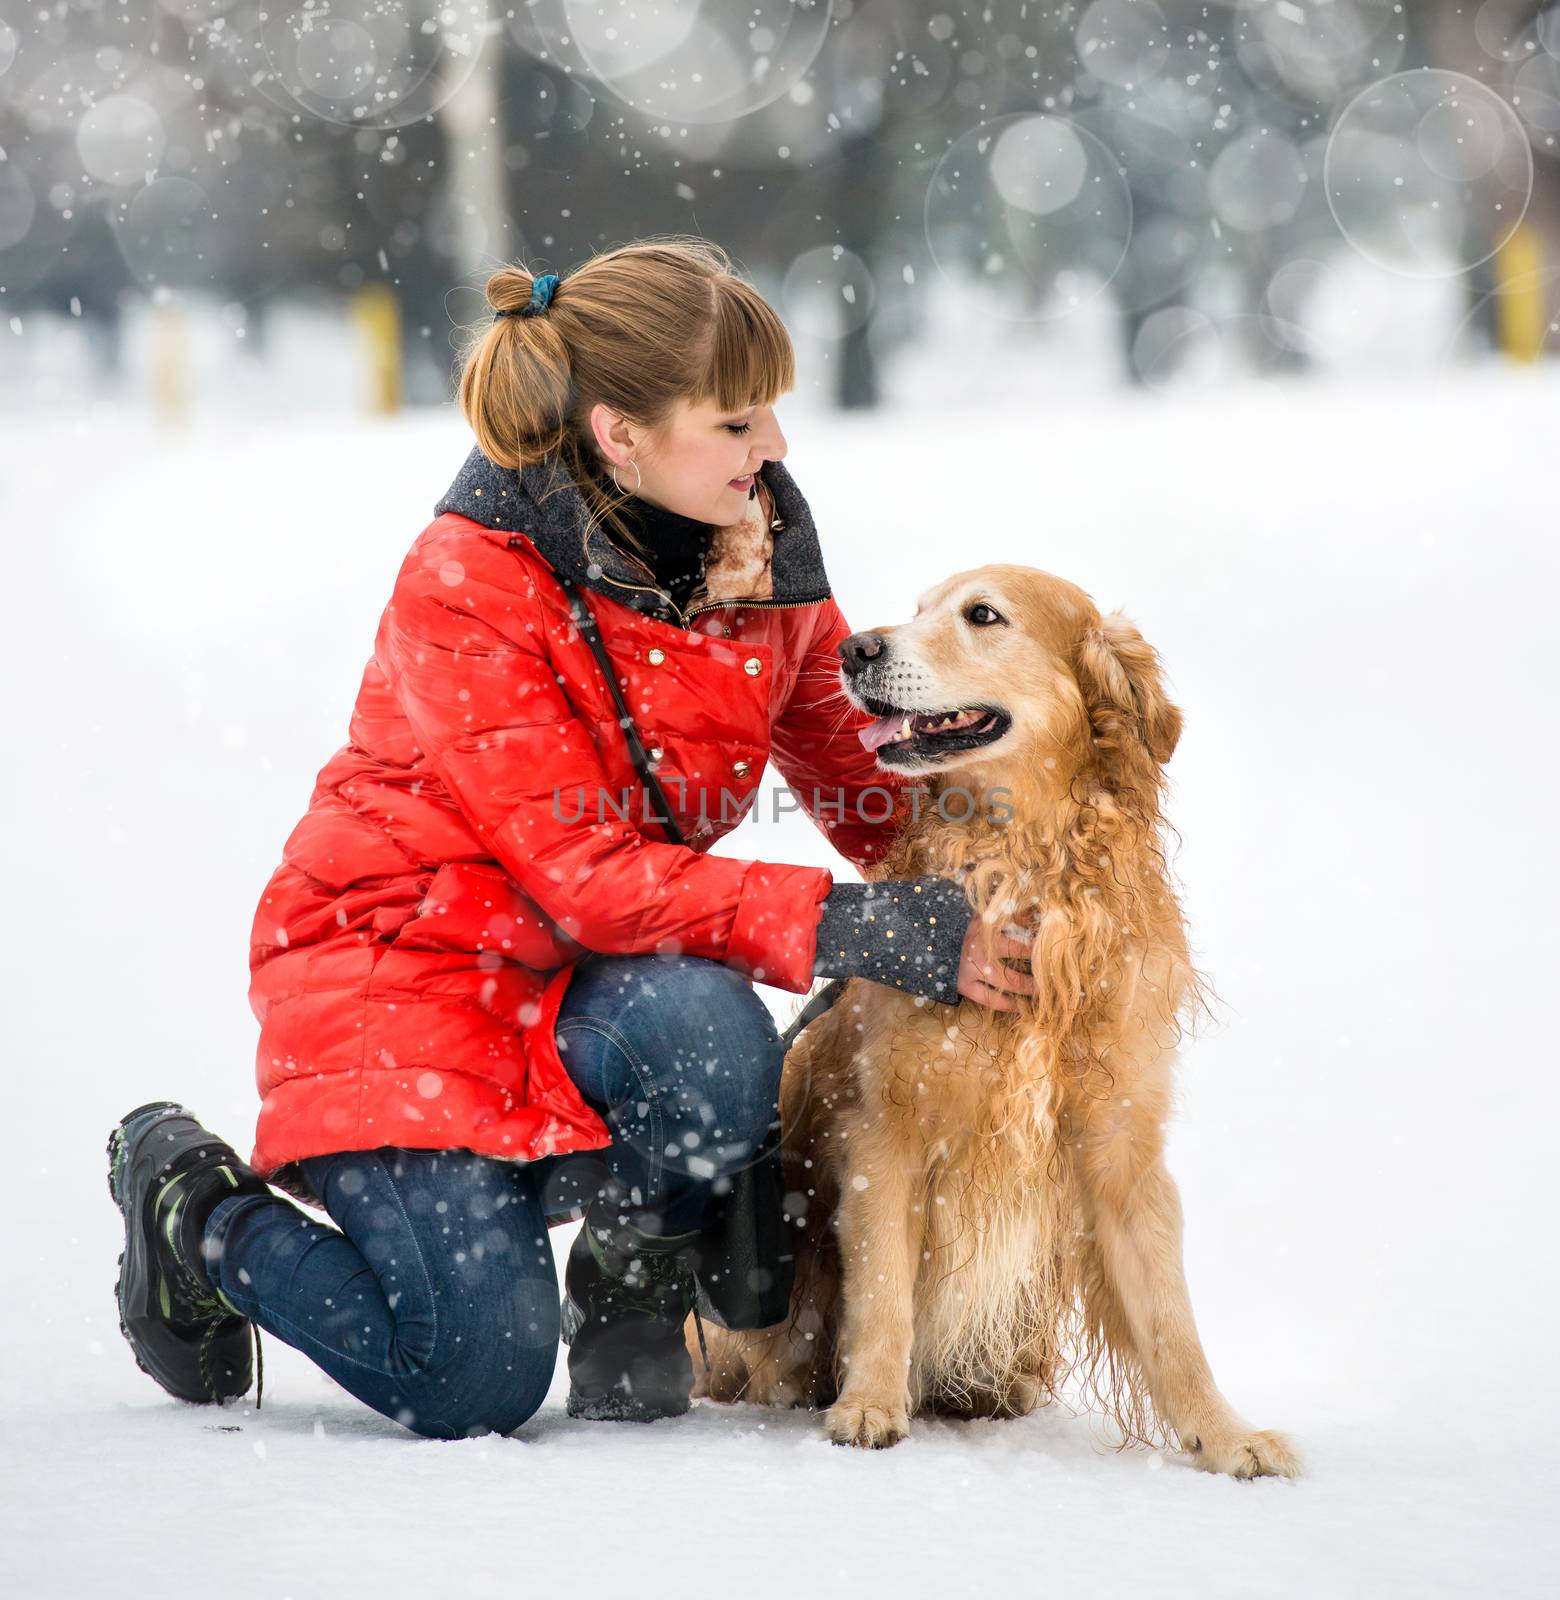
859,714,907,752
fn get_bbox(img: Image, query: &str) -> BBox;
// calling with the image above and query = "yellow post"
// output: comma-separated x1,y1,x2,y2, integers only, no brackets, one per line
1492,222,1546,364
151,301,187,428
353,283,403,414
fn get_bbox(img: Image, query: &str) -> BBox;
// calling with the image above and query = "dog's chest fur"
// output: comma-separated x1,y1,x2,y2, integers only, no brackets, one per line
834,997,1081,1408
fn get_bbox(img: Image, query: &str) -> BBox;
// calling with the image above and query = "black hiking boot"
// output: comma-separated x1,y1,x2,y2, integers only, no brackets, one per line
107,1101,272,1405
560,1198,704,1422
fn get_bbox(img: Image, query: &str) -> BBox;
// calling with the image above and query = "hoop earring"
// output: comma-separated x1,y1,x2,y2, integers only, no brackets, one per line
610,456,642,496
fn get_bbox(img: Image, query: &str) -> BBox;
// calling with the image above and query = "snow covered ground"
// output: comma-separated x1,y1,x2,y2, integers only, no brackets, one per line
3,369,1557,1597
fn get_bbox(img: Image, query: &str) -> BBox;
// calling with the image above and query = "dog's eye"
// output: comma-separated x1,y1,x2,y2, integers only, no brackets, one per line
966,603,1004,627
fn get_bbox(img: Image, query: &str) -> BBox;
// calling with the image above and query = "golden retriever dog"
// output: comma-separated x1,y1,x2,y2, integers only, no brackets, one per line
688,565,1298,1479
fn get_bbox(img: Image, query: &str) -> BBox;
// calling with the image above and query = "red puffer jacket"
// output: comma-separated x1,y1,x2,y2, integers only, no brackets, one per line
247,449,907,1179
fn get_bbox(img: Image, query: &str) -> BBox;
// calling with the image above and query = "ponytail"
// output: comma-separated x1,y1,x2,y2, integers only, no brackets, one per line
453,236,797,562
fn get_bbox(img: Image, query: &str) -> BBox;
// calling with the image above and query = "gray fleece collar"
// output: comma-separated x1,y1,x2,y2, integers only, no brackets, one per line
433,445,833,625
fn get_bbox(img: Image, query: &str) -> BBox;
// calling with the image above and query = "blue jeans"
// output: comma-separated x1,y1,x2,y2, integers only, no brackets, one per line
204,955,784,1439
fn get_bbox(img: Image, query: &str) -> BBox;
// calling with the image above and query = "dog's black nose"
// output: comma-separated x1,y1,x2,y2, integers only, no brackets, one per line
839,632,887,672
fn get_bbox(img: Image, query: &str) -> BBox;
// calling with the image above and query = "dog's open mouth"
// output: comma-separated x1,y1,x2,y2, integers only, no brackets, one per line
853,694,1012,763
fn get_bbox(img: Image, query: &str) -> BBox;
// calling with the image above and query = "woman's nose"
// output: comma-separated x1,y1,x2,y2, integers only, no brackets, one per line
759,410,787,465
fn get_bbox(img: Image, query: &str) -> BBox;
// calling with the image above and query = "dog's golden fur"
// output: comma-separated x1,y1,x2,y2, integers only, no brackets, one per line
688,565,1298,1477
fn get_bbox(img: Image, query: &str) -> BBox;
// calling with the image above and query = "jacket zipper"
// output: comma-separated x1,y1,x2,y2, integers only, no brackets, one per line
684,595,830,622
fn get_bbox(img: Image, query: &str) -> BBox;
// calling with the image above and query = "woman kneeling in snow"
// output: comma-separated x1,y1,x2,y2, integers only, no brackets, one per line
107,237,1034,1439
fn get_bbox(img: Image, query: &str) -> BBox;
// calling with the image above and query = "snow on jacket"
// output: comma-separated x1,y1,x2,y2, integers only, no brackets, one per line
246,446,909,1182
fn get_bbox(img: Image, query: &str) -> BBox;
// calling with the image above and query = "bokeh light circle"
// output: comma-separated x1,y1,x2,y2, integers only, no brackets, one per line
156,0,241,21
1130,306,1220,390
77,95,167,187
1079,109,1211,314
260,0,490,130
1261,253,1395,362
1075,0,1169,90
925,114,1133,322
103,128,301,300
1513,53,1560,142
1132,308,1311,389
109,177,214,292
781,245,876,339
1266,257,1338,356
1539,5,1560,58
503,0,595,79
1416,91,1509,181
562,0,833,124
1473,0,1530,64
1209,130,1307,232
1236,0,1403,105
1114,214,1205,312
1324,69,1532,278
0,21,17,79
990,116,1087,216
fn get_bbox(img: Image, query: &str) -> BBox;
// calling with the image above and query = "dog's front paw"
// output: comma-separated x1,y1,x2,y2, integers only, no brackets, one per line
825,1394,910,1449
1189,1427,1301,1480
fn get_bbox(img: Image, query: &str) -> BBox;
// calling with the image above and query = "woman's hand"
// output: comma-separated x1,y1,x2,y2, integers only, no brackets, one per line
957,912,1037,1012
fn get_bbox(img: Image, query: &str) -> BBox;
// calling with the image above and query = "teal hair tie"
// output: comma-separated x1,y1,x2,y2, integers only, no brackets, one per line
495,273,559,320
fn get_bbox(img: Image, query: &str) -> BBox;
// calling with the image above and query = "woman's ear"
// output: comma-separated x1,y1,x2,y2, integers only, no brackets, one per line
1075,611,1183,764
588,401,637,469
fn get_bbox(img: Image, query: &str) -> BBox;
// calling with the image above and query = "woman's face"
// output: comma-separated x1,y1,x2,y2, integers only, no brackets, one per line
590,394,788,525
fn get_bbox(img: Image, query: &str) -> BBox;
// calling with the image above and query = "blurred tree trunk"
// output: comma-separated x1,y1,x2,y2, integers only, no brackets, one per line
441,6,512,278
835,132,884,409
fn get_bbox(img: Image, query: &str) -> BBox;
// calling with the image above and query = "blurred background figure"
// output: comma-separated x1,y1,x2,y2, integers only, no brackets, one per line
3,0,1559,419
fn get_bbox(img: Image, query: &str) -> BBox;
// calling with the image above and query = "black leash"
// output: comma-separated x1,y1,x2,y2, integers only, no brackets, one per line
553,568,845,1376
555,570,687,849
779,975,848,1047
554,570,847,1054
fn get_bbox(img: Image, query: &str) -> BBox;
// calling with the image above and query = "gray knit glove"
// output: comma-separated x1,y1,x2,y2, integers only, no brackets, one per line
810,877,972,1006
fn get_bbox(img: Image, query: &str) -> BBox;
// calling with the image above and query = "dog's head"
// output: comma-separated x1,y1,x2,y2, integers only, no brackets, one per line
839,564,1181,780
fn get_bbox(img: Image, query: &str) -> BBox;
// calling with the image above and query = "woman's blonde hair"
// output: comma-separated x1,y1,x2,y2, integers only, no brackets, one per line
456,235,796,562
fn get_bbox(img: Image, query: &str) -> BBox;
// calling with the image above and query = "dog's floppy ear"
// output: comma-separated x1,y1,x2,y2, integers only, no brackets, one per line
1074,611,1182,764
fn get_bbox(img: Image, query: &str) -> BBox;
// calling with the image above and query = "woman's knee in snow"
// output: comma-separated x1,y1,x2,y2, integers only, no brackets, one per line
390,1291,559,1440
392,1372,550,1441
